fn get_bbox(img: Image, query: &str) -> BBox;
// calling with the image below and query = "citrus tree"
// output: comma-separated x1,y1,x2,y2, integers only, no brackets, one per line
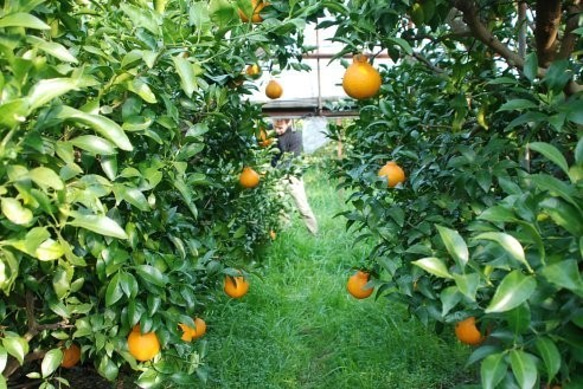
318,1,582,388
0,0,316,387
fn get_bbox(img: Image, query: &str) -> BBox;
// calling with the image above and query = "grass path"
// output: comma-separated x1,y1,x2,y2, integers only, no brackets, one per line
201,166,472,389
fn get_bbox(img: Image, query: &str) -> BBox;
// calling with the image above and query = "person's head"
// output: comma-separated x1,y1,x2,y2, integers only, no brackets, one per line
273,118,291,135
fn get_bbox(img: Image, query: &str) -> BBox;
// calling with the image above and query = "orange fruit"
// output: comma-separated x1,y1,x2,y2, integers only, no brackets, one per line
61,343,81,368
265,79,283,99
378,161,405,187
239,166,260,188
347,270,374,299
342,54,382,99
246,64,262,79
127,325,161,362
179,317,207,342
455,316,485,346
224,275,250,298
257,128,273,148
238,0,268,23
269,230,276,240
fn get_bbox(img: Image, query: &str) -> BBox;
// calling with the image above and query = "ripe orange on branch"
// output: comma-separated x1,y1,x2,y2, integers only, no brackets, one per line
265,79,283,99
342,54,382,99
455,316,485,346
179,317,207,342
378,161,405,187
224,275,250,298
61,343,81,368
238,0,268,23
127,325,161,362
246,64,262,79
239,166,260,188
347,270,374,299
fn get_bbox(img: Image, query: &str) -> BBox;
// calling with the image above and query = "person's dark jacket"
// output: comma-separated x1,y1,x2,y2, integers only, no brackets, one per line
271,125,303,168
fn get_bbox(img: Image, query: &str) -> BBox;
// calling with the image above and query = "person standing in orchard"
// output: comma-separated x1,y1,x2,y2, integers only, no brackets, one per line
271,118,319,235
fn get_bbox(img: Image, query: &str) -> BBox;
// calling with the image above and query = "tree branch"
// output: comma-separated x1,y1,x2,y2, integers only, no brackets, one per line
535,0,562,67
411,52,445,74
558,1,582,60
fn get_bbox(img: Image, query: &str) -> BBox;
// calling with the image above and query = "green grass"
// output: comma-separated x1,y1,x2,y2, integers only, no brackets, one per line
200,163,473,389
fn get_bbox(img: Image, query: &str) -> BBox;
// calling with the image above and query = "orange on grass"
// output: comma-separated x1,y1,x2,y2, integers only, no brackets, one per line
347,270,374,299
257,128,273,148
378,161,406,187
269,230,276,240
246,64,262,79
127,325,161,362
238,0,268,23
179,317,207,342
61,343,81,368
265,79,283,99
342,54,382,99
239,166,260,188
455,316,485,346
224,275,250,298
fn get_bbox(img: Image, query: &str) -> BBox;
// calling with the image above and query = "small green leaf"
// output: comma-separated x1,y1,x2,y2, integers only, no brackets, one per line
481,353,507,389
478,205,517,222
105,273,123,306
0,13,50,29
528,142,569,176
29,167,64,190
35,239,65,261
69,135,117,155
485,270,537,313
173,56,199,98
387,36,413,55
0,346,7,372
474,232,531,272
1,198,33,225
575,137,583,166
436,225,468,269
97,355,119,382
52,267,70,299
68,213,128,240
523,53,538,82
136,265,168,287
535,337,561,382
453,273,480,301
498,99,538,112
26,36,78,63
41,349,63,378
505,304,531,334
27,78,79,111
127,79,157,104
509,350,538,389
440,286,462,316
2,336,29,365
412,257,453,279
539,197,583,236
541,259,583,297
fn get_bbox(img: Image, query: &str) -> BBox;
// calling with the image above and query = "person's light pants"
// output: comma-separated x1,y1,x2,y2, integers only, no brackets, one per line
284,175,318,235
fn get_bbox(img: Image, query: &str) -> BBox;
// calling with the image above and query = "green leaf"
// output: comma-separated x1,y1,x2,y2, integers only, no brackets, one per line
440,286,462,316
69,135,117,155
101,155,118,181
0,346,7,372
541,259,583,297
509,350,538,389
35,239,65,261
68,213,128,240
1,198,33,225
535,337,561,382
412,257,453,279
474,232,531,272
41,349,63,378
539,197,583,236
113,184,149,211
120,3,160,35
54,106,133,151
498,99,538,112
127,79,157,104
2,336,29,365
172,56,199,98
481,353,507,389
528,142,569,176
29,167,64,190
120,272,139,299
436,225,468,270
485,270,537,313
173,177,198,219
26,36,78,63
106,273,123,306
0,12,50,29
523,53,538,82
387,36,413,55
136,265,168,287
97,355,119,382
453,273,480,301
52,267,70,298
27,78,79,111
575,137,583,166
0,99,30,128
505,304,531,334
478,206,517,222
